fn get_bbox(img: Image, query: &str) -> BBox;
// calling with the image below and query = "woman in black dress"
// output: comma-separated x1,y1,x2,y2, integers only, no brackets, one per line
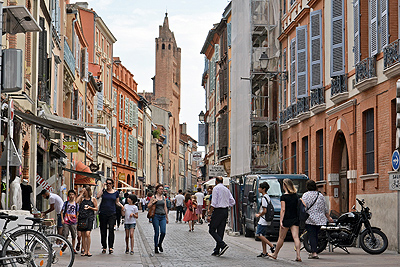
76,186,98,257
268,179,302,262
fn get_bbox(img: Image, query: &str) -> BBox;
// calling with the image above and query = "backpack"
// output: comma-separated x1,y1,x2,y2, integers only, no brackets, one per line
166,198,171,209
262,196,274,222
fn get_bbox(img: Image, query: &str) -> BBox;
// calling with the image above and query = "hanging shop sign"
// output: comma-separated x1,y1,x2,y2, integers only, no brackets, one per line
63,141,79,153
36,174,54,193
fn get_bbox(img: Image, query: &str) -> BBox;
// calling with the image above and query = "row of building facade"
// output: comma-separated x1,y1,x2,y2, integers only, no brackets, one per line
0,1,197,213
202,0,400,251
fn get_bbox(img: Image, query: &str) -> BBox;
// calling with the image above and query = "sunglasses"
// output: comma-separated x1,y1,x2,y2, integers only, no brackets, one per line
106,183,113,185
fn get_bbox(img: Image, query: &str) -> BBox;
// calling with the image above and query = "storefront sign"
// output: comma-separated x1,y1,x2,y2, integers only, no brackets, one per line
118,173,126,181
208,165,226,177
63,142,78,153
36,174,54,193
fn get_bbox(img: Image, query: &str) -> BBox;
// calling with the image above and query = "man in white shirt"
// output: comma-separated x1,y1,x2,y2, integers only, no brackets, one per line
175,189,185,223
195,188,205,224
208,177,235,257
41,189,64,235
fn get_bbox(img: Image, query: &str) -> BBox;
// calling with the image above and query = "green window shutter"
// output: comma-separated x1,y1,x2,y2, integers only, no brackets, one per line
125,97,129,125
133,137,138,164
130,101,134,127
113,90,117,115
124,132,127,160
133,103,138,126
119,131,122,158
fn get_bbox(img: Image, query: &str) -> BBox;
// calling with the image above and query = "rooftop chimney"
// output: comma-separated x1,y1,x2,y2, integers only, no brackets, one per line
75,2,89,9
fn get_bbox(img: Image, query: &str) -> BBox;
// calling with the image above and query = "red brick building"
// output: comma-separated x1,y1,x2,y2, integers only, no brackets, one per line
279,0,399,250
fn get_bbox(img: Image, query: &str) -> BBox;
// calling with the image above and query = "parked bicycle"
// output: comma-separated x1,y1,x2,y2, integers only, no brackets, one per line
28,217,75,267
0,212,53,267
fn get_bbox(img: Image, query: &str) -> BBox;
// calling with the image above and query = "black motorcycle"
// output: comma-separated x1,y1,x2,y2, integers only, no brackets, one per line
302,198,388,254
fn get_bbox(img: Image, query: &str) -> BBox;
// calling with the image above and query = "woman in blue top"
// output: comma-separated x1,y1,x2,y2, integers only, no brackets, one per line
97,178,124,254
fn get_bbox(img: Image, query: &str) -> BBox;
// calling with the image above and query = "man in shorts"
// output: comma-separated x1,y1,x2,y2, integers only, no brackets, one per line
255,182,276,257
61,190,79,253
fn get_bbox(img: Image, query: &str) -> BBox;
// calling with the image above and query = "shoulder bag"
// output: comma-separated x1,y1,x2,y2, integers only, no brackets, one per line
147,200,156,219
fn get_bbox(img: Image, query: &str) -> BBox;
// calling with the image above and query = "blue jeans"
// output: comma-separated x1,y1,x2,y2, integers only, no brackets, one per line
152,214,166,247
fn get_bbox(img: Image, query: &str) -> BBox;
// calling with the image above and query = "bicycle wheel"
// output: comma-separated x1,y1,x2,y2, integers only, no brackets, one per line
1,229,53,267
46,234,74,267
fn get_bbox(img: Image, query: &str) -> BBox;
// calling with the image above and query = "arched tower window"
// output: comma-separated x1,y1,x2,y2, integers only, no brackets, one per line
162,44,165,49
168,44,171,50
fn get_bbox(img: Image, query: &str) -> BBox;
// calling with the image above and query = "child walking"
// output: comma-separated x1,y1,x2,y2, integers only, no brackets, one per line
122,194,139,255
61,189,79,254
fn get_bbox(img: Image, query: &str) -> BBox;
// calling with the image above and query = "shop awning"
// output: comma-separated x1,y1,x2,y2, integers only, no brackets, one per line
63,161,99,185
15,110,109,139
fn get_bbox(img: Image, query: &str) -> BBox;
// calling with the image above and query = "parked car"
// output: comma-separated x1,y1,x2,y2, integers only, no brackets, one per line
241,174,309,237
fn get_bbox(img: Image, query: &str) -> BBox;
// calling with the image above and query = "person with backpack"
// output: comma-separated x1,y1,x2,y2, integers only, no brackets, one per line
164,193,171,213
61,189,79,254
255,182,276,258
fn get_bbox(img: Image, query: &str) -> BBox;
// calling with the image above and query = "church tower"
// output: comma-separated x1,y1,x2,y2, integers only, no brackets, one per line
154,13,181,192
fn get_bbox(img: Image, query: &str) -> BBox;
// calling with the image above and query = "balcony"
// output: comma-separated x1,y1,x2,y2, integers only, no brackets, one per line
296,96,310,121
384,39,400,78
64,39,75,74
310,87,325,114
355,57,377,92
330,74,348,104
286,103,299,127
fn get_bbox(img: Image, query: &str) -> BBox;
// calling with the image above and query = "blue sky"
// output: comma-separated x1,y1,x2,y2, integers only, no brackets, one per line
84,0,231,141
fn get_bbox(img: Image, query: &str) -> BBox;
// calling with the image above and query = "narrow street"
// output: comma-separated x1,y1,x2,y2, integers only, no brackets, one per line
72,210,399,267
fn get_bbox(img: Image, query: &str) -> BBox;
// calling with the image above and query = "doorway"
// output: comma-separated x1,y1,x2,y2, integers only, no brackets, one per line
336,132,349,214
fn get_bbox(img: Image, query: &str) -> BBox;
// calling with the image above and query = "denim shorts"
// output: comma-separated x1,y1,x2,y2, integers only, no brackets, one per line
255,224,268,237
124,223,136,230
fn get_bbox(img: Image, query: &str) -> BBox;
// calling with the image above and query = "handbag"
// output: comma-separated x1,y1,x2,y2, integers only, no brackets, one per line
77,217,89,231
298,193,320,226
147,202,156,219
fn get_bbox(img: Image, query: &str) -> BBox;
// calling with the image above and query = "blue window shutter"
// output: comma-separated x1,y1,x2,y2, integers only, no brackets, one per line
370,0,378,56
310,10,322,89
227,23,231,47
283,48,287,108
331,0,345,76
290,38,296,103
296,25,308,98
381,0,389,49
354,0,360,64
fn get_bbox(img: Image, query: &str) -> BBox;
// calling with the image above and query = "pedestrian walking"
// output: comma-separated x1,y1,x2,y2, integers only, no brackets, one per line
147,192,153,223
254,182,276,258
195,188,204,224
76,186,97,257
204,186,213,221
164,193,171,213
40,189,64,236
208,176,235,256
141,196,147,212
97,178,125,254
302,180,333,259
147,184,169,254
268,178,302,262
61,189,79,254
183,193,196,231
115,191,122,231
175,189,185,223
122,194,139,255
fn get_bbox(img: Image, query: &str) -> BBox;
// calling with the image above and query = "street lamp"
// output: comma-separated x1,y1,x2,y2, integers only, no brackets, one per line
258,52,287,79
198,111,205,123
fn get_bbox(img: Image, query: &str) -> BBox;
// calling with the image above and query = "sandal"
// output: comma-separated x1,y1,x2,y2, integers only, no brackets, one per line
295,258,302,262
267,253,277,260
125,249,129,254
101,248,106,254
76,242,80,252
87,254,92,257
109,248,114,254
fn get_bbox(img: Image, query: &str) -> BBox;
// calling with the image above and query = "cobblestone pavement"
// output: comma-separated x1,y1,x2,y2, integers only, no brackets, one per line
136,210,299,267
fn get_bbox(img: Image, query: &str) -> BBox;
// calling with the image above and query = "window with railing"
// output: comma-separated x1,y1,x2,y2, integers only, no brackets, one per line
364,109,374,174
355,57,376,84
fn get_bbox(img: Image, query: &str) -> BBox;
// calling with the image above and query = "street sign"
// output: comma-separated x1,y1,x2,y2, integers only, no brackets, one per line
192,151,202,162
208,165,226,177
389,172,400,190
392,150,400,171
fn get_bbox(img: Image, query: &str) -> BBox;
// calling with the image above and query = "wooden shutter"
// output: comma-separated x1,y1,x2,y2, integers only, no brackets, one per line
310,10,322,89
125,97,129,125
113,90,117,115
227,23,231,47
113,128,116,157
354,0,360,64
370,0,378,56
381,0,389,48
120,95,123,122
290,38,296,104
133,137,138,164
133,103,138,126
296,25,308,98
283,48,287,108
119,131,122,158
331,0,345,76
124,132,127,160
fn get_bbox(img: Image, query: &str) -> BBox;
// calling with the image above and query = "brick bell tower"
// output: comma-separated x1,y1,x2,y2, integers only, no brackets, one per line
154,13,181,192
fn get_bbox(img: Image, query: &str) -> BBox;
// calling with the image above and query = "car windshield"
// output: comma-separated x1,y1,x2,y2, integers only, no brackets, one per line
258,178,308,198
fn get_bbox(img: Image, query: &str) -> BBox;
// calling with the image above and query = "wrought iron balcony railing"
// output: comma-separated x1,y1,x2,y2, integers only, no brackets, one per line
296,96,309,115
355,57,376,84
310,87,325,108
331,74,347,97
384,39,400,70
